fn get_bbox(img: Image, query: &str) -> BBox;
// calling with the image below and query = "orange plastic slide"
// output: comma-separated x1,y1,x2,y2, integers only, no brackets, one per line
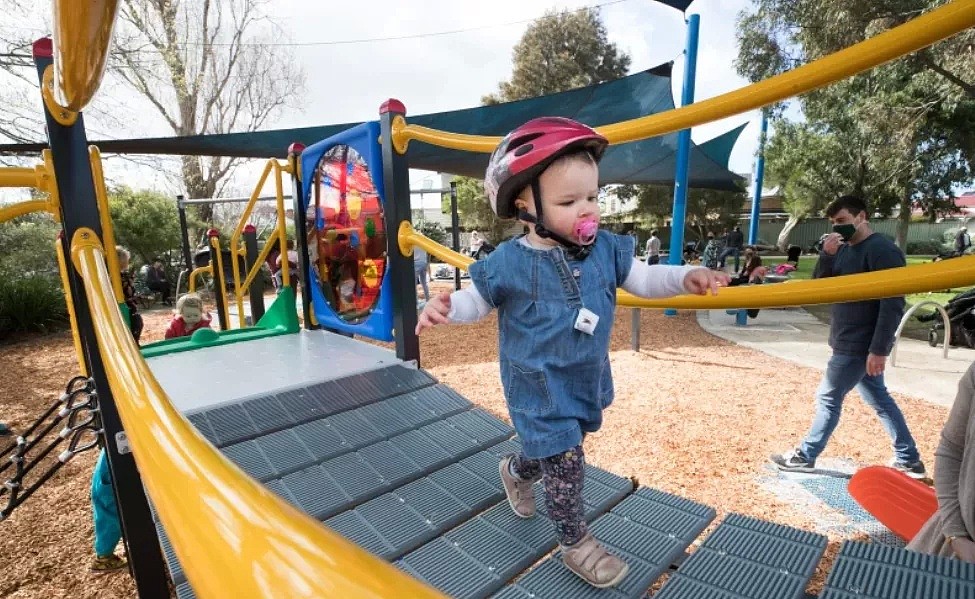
848,466,937,542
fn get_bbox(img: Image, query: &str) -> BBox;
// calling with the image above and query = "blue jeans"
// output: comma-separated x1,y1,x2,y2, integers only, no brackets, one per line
800,353,919,463
718,247,740,270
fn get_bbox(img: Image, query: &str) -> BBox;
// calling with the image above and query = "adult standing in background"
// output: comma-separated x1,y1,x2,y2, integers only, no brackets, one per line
644,229,661,265
718,226,744,271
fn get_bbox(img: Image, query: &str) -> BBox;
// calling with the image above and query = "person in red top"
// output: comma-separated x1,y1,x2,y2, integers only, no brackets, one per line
164,293,212,339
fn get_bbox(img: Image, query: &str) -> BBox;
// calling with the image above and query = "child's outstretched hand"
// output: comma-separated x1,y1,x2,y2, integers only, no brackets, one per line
416,291,452,335
684,268,731,296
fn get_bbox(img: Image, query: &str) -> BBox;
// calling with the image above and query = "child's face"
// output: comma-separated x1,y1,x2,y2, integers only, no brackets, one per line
182,305,203,325
517,158,599,245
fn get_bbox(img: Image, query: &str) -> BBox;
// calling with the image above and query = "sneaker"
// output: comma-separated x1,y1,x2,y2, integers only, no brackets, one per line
561,533,629,588
770,448,816,472
91,553,127,573
890,458,928,480
499,455,537,518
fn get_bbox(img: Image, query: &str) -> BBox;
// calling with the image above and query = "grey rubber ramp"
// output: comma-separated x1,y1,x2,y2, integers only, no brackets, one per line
190,364,436,447
219,385,472,482
820,540,975,599
174,582,196,599
494,486,716,599
397,466,633,599
655,513,827,599
326,439,521,560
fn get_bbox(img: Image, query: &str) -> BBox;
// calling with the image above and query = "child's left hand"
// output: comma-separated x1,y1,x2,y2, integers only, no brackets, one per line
684,268,731,295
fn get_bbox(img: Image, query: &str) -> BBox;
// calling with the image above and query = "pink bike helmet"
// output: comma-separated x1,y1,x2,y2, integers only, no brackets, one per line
485,117,608,219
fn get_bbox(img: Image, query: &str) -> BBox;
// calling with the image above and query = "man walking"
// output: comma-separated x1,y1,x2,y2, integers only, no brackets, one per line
718,226,744,271
644,229,661,265
771,195,926,479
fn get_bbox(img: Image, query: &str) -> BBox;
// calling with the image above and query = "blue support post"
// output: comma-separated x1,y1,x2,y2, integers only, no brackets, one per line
748,110,768,245
665,13,700,317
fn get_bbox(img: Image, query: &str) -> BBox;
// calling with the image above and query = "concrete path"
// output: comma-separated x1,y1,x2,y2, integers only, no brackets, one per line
697,307,971,408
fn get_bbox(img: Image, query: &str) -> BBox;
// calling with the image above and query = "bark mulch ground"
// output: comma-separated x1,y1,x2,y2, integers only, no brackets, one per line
0,288,949,597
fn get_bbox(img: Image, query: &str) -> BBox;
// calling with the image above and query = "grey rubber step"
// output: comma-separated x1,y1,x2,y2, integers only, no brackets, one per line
397,466,633,599
494,486,716,599
655,513,827,599
820,540,975,599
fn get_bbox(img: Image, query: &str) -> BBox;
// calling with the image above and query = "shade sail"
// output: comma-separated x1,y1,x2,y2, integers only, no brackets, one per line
0,64,745,190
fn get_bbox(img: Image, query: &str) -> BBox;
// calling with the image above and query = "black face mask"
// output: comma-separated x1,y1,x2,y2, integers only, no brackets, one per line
832,222,857,241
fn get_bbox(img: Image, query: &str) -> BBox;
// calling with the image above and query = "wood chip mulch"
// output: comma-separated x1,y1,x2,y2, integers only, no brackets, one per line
0,286,950,598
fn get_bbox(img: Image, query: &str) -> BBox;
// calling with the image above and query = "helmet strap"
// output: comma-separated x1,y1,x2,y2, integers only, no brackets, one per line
518,179,594,260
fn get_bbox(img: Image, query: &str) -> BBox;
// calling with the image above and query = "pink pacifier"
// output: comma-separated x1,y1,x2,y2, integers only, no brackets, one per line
574,218,598,245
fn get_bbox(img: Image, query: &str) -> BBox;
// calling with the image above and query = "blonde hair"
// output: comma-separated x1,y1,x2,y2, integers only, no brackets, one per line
115,246,130,261
176,293,204,314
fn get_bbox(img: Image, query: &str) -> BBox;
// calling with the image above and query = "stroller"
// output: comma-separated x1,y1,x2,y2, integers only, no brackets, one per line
916,288,975,348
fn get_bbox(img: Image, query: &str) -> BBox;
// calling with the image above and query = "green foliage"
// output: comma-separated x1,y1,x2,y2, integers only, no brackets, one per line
418,222,447,247
0,213,61,279
109,186,183,268
0,275,69,339
454,177,509,242
483,8,630,104
906,240,946,255
735,0,975,247
616,184,745,238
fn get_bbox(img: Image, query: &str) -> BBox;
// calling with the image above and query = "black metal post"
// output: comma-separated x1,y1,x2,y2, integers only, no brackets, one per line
379,100,420,365
207,228,229,331
242,224,265,323
288,143,315,329
32,38,169,597
176,194,192,274
449,181,461,291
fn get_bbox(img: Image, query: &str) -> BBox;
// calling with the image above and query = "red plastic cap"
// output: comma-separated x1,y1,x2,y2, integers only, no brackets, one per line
32,37,53,58
206,228,220,237
379,99,406,116
243,224,257,234
288,143,305,155
57,230,65,240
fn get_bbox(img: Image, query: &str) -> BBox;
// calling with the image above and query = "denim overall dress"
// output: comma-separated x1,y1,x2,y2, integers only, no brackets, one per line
469,231,634,459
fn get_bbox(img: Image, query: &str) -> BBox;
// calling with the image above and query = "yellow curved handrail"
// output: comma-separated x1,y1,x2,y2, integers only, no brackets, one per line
50,0,120,113
398,226,975,309
210,235,232,328
89,146,124,303
229,159,292,328
391,0,975,153
69,227,447,599
0,200,51,223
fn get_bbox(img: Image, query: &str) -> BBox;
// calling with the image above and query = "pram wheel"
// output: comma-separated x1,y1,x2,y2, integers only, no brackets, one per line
928,329,940,347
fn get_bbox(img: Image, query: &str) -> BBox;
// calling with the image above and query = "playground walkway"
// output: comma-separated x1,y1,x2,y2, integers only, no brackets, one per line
698,307,970,408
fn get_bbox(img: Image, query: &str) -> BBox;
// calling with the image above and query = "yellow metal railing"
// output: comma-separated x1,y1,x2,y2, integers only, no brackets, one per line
69,227,447,599
228,159,293,329
398,224,975,309
209,235,232,328
89,146,124,303
55,236,86,376
187,266,212,294
0,151,60,223
390,0,975,153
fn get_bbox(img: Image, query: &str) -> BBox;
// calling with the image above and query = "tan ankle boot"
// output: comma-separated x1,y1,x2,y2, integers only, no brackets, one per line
561,533,629,588
498,455,537,518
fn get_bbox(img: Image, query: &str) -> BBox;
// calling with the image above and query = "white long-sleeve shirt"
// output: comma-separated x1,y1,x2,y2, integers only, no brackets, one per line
448,239,701,323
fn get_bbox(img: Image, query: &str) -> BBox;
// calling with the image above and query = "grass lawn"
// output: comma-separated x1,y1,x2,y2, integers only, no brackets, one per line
777,254,963,342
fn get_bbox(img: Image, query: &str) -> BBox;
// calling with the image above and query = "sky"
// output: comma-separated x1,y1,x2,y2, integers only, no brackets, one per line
1,0,764,205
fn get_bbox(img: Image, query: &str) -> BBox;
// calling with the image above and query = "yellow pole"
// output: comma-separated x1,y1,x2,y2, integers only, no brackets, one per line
210,236,231,329
618,255,975,310
50,0,120,112
229,160,277,328
0,200,51,223
89,147,124,303
69,228,447,599
0,167,39,188
55,237,87,376
188,266,212,294
391,0,975,153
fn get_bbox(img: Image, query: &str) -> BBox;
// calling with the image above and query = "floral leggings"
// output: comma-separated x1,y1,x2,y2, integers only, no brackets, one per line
510,444,586,546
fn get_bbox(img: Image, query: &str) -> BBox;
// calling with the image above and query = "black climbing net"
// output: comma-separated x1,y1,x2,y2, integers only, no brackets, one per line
1,376,102,521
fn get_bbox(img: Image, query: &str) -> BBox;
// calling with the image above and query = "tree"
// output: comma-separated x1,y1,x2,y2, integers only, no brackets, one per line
455,7,630,234
735,0,975,249
483,8,630,104
110,0,305,222
616,183,745,241
109,186,182,267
